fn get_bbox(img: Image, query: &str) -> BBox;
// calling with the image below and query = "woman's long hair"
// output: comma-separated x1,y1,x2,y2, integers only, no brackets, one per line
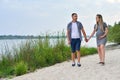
95,14,104,32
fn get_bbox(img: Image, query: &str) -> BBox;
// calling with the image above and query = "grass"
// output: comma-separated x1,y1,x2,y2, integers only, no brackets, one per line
80,47,97,56
0,36,97,78
14,61,28,76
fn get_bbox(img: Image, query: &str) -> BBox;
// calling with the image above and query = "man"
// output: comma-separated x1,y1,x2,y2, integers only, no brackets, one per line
67,13,88,67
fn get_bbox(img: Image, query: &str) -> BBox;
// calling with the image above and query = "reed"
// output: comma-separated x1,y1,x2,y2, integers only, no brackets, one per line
0,35,97,78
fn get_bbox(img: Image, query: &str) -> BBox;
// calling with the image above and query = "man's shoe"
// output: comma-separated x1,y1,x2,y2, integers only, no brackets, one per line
72,63,75,67
77,63,81,67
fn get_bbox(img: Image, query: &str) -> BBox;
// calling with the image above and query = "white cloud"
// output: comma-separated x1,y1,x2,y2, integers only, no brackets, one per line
106,0,120,3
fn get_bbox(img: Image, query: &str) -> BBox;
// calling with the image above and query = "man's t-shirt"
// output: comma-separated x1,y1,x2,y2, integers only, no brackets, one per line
67,21,83,41
71,22,80,39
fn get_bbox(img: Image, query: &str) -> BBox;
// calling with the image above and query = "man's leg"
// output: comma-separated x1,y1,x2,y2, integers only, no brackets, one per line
70,39,76,66
76,51,80,63
71,53,75,63
76,39,81,67
76,50,81,67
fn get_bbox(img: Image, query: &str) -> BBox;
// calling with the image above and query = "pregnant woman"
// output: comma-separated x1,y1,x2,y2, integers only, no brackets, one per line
88,14,108,65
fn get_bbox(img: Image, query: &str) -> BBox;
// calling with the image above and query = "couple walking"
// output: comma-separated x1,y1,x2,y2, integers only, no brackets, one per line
67,13,108,67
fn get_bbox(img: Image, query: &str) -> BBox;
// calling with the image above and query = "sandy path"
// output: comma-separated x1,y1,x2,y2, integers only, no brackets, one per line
9,49,120,80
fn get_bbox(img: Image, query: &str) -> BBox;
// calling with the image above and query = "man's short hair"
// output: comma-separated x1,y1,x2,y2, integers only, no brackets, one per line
72,13,77,16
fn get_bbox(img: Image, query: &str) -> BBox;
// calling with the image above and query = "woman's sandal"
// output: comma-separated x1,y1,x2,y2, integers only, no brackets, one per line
98,62,102,64
98,62,105,65
101,62,105,66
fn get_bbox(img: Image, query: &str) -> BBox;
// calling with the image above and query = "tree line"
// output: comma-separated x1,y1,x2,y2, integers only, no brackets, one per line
0,35,66,40
108,21,120,43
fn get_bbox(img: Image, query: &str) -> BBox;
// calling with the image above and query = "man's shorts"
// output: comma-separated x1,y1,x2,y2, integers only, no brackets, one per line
70,38,81,53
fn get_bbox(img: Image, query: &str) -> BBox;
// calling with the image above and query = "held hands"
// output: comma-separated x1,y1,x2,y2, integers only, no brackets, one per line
85,38,89,42
85,37,91,43
85,38,88,42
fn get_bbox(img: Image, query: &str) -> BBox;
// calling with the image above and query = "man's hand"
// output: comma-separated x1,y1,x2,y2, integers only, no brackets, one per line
68,40,71,45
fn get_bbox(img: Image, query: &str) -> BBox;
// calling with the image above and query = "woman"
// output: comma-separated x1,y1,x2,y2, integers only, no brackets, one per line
88,14,108,65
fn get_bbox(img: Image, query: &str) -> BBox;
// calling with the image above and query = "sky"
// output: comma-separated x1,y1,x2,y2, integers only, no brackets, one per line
0,0,120,35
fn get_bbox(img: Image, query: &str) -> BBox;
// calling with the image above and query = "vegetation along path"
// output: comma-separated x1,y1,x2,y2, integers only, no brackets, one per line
10,49,120,80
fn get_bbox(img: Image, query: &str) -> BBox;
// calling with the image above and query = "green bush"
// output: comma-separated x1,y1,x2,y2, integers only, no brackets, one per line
0,71,2,78
34,54,48,68
108,23,120,43
14,61,28,76
45,51,55,65
54,52,64,63
0,66,14,78
81,47,97,56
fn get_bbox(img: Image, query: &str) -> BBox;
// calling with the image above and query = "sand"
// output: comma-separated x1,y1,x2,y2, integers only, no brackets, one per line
7,49,120,80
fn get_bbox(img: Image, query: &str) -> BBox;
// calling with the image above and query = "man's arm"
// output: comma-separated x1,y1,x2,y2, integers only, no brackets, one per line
67,30,70,44
81,27,88,42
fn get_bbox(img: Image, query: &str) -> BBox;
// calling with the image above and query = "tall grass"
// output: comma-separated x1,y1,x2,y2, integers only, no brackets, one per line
0,35,97,78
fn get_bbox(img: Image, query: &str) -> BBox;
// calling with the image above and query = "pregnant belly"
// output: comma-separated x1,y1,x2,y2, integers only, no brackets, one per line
96,31,104,38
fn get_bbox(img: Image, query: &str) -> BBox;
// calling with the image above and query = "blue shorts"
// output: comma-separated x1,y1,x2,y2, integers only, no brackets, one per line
70,38,81,53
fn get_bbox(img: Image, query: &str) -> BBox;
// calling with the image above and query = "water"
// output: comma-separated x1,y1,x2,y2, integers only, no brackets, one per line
0,39,27,55
0,38,111,54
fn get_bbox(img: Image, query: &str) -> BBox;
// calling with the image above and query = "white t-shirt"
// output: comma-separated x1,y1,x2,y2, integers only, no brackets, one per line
71,22,80,39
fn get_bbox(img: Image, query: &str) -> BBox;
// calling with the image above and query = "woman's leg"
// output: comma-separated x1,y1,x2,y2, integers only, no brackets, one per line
100,44,105,62
97,46,102,62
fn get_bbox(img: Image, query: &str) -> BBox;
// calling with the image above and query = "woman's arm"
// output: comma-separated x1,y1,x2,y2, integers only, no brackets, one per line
99,27,109,39
88,29,96,41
